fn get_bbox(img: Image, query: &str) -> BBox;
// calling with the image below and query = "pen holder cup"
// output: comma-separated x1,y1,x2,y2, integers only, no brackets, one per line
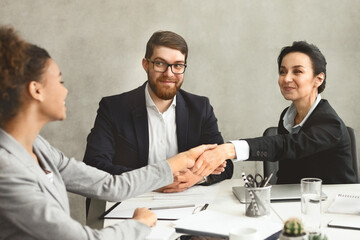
245,185,271,217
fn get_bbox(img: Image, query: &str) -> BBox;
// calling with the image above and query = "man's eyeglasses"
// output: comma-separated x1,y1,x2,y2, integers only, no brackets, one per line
146,58,187,74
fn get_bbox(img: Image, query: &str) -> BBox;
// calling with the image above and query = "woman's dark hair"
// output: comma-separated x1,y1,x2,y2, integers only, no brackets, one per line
277,41,327,93
0,26,50,126
145,30,188,62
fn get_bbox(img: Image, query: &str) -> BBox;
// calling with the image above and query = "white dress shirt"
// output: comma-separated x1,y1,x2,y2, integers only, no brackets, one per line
145,84,178,165
231,94,322,161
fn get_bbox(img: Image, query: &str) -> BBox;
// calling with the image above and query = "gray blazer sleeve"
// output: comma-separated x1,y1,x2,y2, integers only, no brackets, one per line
0,134,173,240
36,136,173,201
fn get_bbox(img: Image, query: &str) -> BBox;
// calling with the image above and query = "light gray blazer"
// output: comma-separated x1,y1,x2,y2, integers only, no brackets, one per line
0,129,173,240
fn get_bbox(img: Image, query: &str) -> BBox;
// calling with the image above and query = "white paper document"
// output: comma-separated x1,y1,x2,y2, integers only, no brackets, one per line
142,184,219,202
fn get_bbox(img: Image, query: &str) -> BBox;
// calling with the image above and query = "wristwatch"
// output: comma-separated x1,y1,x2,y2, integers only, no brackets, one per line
198,176,208,184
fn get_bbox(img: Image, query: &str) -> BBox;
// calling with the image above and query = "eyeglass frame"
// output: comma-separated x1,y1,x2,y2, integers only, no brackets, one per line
146,58,187,74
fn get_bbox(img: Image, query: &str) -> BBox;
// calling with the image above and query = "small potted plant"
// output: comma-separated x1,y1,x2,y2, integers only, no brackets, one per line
308,233,328,240
279,217,308,240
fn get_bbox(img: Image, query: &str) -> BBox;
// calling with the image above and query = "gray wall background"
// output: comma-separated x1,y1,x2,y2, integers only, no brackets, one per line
1,0,359,225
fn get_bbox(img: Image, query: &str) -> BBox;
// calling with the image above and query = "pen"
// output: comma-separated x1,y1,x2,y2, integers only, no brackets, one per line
148,204,195,210
263,173,273,187
241,172,259,215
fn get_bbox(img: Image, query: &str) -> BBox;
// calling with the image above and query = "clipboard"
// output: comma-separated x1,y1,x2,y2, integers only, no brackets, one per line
101,202,209,220
100,202,121,219
174,210,283,239
176,227,282,240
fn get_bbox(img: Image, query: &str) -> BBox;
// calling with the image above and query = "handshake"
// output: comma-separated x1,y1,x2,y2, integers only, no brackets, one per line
161,143,236,193
134,143,237,227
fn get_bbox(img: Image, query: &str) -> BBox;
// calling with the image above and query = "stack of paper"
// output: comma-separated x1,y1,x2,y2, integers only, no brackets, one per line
146,226,175,240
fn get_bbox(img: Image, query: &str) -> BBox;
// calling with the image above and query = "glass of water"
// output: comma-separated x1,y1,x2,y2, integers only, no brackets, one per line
301,178,322,234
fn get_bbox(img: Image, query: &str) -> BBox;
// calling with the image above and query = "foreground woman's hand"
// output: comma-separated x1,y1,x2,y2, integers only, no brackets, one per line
132,208,157,227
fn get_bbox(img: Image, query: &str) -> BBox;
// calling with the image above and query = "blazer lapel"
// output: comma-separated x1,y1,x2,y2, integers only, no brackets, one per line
176,92,189,153
131,83,149,167
0,129,68,211
33,146,69,212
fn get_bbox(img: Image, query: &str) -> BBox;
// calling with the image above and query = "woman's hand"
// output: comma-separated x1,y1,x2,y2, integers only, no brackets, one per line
192,143,236,177
167,144,218,174
132,207,157,227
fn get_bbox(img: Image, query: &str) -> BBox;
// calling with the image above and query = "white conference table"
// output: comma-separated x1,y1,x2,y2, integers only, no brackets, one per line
102,179,360,239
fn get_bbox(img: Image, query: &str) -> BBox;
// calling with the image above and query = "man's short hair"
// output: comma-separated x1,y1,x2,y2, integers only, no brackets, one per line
145,31,188,62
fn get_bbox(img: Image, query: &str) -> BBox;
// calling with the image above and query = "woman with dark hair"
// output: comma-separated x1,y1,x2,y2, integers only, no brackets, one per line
193,41,357,184
0,26,214,240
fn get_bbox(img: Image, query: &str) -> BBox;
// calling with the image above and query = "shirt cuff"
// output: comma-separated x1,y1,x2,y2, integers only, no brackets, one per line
229,140,249,162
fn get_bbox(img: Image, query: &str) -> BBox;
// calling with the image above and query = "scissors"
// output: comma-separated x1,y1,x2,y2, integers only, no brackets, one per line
246,173,265,187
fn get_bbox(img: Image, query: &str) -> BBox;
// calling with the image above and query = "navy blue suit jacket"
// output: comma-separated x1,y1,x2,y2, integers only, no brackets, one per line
245,99,356,184
83,82,233,184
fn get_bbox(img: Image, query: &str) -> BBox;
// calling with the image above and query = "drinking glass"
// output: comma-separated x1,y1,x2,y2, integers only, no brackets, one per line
301,178,322,234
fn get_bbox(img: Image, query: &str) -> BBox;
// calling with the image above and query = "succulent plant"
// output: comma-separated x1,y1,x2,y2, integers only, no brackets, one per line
282,218,306,236
308,233,328,240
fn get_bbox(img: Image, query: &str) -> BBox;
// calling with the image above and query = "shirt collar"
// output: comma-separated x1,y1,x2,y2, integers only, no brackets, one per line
283,94,322,133
145,83,176,112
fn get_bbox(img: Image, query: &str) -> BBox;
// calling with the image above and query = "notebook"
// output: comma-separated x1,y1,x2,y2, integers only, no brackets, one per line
232,184,327,203
327,194,360,231
328,218,360,231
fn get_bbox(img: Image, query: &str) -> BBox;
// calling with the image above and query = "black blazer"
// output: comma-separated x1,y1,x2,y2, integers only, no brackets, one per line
245,99,356,184
83,82,233,184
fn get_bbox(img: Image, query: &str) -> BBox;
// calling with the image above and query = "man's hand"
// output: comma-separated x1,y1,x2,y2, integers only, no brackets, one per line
192,143,236,177
155,181,180,193
212,161,227,175
158,169,204,193
132,207,157,227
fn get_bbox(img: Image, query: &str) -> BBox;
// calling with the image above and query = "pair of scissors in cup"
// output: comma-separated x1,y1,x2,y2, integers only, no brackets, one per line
246,173,265,187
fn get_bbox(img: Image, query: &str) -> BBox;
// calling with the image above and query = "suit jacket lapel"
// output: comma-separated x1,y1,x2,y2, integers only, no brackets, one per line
0,129,68,211
131,82,149,167
33,146,69,212
176,92,189,153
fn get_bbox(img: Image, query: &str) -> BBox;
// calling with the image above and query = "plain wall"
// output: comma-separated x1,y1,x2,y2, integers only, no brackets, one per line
1,0,359,225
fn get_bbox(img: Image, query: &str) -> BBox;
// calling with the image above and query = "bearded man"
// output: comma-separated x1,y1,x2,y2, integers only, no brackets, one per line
83,31,233,194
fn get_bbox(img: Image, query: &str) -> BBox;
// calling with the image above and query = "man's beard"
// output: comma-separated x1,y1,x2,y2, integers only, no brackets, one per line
148,76,183,100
